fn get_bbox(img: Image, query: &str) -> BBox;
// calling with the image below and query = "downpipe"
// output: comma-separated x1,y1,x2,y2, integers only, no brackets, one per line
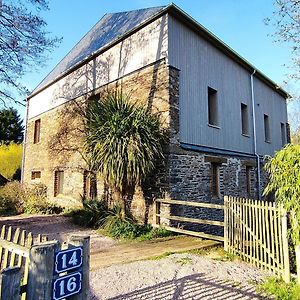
250,70,261,200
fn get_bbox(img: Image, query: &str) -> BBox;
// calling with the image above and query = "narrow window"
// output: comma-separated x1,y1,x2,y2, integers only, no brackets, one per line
54,170,64,196
241,103,249,135
286,123,291,143
246,166,251,195
281,123,286,146
264,114,270,142
83,171,97,199
208,87,218,126
31,171,41,180
33,119,41,144
211,163,220,198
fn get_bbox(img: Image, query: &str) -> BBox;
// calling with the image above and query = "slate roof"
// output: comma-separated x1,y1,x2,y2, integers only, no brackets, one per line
32,6,166,94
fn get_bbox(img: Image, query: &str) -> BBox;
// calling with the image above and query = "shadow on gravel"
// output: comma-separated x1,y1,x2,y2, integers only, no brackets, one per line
107,273,264,300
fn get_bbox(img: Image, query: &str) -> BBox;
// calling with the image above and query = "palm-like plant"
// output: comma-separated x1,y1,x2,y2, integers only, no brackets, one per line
85,91,164,210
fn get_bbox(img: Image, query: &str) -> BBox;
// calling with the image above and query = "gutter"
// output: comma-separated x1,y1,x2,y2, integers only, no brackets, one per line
250,70,261,200
21,97,29,184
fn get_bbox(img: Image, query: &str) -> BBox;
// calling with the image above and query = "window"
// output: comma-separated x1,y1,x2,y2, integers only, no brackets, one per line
31,171,41,180
83,171,97,199
286,123,291,143
281,123,286,146
241,103,249,135
208,87,218,126
33,119,41,144
211,163,220,198
264,114,271,142
246,166,251,195
54,170,64,196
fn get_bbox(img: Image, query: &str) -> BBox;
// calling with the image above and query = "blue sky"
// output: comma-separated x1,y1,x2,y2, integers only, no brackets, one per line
18,0,293,118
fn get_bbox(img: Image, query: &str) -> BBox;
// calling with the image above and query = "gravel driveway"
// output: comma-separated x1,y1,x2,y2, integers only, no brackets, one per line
89,253,269,299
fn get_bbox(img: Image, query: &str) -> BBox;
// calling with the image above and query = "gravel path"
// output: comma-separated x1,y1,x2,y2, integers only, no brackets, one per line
89,253,269,299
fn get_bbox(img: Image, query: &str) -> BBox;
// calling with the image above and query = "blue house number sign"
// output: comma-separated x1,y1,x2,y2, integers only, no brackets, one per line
53,272,82,300
55,247,83,274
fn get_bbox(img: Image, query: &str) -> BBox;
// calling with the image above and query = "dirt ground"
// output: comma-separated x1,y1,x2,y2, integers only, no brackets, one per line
0,214,269,299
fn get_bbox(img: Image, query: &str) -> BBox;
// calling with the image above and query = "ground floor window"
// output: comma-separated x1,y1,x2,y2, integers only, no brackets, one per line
83,171,97,199
246,166,252,196
54,170,64,197
31,171,41,180
211,163,220,198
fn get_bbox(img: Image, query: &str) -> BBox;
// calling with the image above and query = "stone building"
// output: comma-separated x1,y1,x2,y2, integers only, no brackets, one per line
22,4,289,230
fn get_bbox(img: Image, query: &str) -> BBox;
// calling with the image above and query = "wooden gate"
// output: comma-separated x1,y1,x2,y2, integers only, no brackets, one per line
224,196,290,282
153,199,224,242
0,225,90,299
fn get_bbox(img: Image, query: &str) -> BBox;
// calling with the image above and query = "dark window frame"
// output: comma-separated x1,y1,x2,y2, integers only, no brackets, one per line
211,163,221,198
33,119,41,144
207,86,219,127
83,171,97,199
264,114,271,142
241,103,249,136
54,170,64,197
246,166,252,195
31,171,41,180
280,122,286,146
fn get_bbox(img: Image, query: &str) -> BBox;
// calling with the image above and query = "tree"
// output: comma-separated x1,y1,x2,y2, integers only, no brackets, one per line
85,92,165,212
0,143,22,179
0,0,61,106
0,108,24,143
265,0,300,81
264,144,300,247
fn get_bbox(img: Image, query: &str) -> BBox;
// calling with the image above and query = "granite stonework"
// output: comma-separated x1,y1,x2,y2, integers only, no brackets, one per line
23,59,267,231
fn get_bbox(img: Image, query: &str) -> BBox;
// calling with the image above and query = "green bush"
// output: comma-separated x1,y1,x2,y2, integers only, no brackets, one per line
70,197,108,228
102,204,173,240
0,182,63,215
257,277,300,300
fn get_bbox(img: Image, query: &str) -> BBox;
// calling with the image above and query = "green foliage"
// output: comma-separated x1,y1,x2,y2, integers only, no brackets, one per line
264,144,300,246
70,198,108,228
257,277,300,300
0,108,24,144
85,91,165,193
0,143,22,180
101,204,173,240
0,182,63,215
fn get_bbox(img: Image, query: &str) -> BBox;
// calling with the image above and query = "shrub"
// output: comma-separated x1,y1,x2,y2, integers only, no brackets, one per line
0,182,63,215
257,277,300,300
0,143,22,180
70,197,108,228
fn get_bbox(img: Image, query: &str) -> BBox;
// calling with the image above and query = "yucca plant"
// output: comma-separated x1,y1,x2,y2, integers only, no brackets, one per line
84,91,164,212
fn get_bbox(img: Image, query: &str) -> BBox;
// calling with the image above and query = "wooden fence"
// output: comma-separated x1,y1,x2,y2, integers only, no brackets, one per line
0,225,90,299
154,199,224,242
224,196,290,283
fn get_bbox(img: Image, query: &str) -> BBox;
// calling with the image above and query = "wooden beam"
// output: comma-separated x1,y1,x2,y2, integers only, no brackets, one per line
156,199,224,210
163,226,224,242
157,214,224,227
0,239,30,258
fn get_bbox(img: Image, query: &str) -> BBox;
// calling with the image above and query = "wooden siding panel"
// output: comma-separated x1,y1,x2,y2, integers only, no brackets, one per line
168,15,287,156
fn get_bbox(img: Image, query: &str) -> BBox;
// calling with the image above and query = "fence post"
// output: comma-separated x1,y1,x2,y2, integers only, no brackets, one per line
69,235,90,300
295,245,300,285
0,266,21,300
27,241,59,300
281,209,290,283
224,196,229,252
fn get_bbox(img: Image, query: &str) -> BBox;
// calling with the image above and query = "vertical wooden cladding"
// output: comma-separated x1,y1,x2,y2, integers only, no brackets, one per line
168,14,288,156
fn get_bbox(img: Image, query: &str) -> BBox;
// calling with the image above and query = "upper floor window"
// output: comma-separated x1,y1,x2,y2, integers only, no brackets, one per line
264,114,271,142
241,103,249,136
208,87,219,126
33,119,41,144
54,170,64,197
281,122,286,146
211,163,220,198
